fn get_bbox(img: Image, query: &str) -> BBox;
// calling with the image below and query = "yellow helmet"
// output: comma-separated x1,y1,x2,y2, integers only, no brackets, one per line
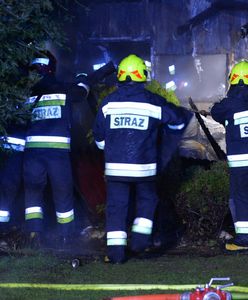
229,60,248,85
117,54,147,82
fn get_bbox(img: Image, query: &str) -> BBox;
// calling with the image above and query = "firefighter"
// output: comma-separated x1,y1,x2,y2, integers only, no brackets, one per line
211,60,248,251
0,63,29,234
23,50,89,248
93,54,192,263
0,124,26,232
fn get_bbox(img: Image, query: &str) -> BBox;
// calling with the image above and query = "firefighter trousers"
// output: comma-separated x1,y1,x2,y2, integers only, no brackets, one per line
23,149,75,236
106,180,159,263
230,167,248,235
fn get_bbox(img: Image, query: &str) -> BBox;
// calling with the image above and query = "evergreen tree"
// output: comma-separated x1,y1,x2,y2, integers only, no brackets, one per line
0,0,67,135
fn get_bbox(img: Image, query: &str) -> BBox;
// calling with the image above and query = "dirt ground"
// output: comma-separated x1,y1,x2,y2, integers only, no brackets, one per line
0,226,227,263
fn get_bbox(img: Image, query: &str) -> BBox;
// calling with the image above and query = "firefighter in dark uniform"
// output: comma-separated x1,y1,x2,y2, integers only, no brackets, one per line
211,60,248,251
23,50,89,247
93,54,192,263
0,125,26,231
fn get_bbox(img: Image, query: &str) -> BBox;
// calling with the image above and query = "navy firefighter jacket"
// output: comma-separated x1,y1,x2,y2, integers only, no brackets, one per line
25,74,89,151
93,83,188,181
0,103,27,153
211,86,248,168
0,124,26,153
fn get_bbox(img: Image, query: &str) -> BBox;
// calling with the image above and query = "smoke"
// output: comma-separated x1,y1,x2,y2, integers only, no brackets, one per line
161,54,226,102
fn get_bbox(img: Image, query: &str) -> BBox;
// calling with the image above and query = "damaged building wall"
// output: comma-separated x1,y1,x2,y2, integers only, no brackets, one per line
65,1,248,91
61,1,190,80
185,0,248,57
55,0,248,104
86,1,151,40
75,1,248,55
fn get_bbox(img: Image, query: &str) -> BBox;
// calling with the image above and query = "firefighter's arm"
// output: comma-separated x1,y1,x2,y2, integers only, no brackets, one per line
93,103,105,150
68,76,90,102
76,82,90,98
162,103,193,133
210,98,229,125
75,73,90,98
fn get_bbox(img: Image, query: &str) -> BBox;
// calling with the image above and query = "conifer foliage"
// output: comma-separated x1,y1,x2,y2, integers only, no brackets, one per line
0,0,66,135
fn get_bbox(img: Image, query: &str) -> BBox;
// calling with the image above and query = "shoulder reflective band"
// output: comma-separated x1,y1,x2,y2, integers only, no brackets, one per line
102,102,162,120
132,217,153,235
227,154,248,167
25,207,43,220
36,94,66,107
56,209,74,224
105,163,156,177
234,110,248,125
235,221,248,234
25,136,70,149
26,94,66,106
167,123,185,130
95,140,105,150
0,210,10,222
107,231,127,246
32,58,49,65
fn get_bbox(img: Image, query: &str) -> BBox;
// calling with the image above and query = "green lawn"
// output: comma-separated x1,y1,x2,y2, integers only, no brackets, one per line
1,251,248,299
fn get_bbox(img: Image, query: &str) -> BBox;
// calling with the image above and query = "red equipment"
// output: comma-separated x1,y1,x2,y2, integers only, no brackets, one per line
106,278,233,300
181,278,233,300
106,296,180,300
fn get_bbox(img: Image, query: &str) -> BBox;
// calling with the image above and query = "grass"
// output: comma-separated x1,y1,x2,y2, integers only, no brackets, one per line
1,251,248,299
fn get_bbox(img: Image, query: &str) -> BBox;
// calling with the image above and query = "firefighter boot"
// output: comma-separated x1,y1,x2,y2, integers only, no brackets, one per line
106,246,126,264
129,232,162,259
130,232,152,253
225,233,248,252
